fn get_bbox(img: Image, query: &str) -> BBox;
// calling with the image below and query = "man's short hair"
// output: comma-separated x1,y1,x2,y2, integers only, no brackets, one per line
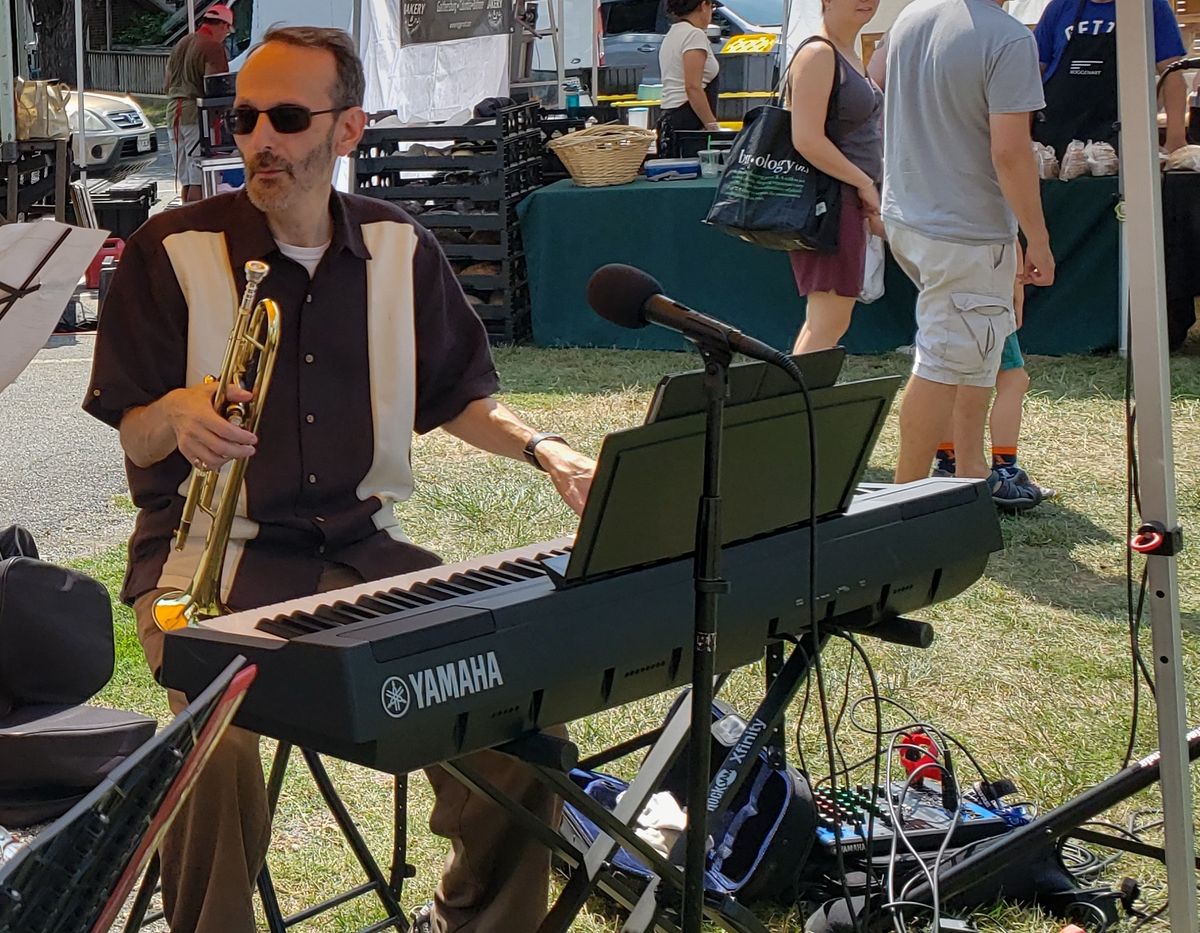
256,25,365,108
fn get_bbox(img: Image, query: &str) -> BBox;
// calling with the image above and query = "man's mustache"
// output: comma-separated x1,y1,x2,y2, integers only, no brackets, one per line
248,155,293,175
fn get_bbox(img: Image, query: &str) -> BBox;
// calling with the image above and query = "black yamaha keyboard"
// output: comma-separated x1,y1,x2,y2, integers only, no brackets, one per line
161,479,1001,775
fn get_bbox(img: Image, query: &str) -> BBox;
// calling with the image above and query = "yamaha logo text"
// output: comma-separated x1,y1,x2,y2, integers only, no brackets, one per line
381,651,505,719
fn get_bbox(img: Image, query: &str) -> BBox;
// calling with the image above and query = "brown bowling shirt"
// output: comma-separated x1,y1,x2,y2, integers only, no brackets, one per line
84,189,499,609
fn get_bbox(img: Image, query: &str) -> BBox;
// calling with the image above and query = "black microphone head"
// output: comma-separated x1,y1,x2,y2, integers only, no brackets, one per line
586,264,663,330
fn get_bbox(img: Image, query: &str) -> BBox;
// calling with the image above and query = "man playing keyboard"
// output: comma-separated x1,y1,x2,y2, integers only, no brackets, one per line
83,26,594,933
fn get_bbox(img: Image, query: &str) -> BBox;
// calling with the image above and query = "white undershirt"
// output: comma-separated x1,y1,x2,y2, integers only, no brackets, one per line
275,239,331,277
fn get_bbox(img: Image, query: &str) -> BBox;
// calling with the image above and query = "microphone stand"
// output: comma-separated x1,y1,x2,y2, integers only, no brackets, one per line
680,339,732,933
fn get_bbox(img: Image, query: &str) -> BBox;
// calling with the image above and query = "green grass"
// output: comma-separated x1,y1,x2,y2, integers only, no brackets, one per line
75,347,1200,931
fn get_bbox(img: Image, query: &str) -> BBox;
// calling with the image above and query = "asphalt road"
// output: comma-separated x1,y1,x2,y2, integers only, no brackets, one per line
0,127,181,564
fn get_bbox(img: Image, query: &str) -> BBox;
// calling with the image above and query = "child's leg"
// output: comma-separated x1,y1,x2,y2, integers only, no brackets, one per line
990,365,1030,469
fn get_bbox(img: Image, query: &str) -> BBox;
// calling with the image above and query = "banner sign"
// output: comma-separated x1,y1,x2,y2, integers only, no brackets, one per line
399,0,512,45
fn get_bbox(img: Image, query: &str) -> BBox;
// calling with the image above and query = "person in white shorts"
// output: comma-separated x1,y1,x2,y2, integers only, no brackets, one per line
882,0,1055,492
165,5,233,201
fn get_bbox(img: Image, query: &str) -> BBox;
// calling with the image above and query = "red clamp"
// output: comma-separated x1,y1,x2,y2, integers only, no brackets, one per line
898,728,941,780
1129,522,1183,557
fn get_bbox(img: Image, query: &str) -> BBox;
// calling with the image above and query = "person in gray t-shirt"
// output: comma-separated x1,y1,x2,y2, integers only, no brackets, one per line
880,0,1055,490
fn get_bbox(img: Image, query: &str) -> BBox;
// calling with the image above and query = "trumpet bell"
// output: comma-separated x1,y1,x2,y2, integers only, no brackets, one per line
152,590,197,632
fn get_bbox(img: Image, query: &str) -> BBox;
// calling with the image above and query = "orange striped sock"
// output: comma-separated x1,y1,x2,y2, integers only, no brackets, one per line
992,446,1018,468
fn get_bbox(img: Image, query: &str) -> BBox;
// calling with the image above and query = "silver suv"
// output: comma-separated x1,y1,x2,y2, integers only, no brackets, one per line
66,91,159,175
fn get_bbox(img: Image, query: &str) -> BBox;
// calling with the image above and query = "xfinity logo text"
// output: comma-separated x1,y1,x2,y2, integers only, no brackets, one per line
381,651,504,719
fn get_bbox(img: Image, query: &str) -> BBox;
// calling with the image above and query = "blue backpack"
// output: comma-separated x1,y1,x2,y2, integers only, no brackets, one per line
560,698,817,903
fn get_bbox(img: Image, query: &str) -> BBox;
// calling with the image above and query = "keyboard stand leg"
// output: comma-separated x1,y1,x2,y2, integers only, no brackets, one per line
300,748,409,931
701,632,825,842
442,758,688,933
542,689,705,932
254,742,410,932
258,742,292,933
390,773,416,894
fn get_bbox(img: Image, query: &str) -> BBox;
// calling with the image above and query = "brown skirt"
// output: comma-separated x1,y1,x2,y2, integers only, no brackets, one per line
789,185,868,299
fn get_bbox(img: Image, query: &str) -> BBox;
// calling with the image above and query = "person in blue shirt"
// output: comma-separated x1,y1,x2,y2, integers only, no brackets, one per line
1033,0,1187,157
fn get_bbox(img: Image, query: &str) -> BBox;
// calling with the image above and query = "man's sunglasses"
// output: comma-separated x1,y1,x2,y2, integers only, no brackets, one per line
226,104,348,135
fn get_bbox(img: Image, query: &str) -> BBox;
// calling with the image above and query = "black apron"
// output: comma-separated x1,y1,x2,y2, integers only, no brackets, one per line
1033,0,1118,159
657,70,720,158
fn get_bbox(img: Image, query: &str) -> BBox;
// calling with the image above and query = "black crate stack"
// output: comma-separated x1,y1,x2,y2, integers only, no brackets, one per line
353,101,543,344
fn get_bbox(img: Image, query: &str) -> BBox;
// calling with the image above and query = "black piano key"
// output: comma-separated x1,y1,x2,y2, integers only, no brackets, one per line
256,618,301,639
356,592,426,614
469,567,527,586
329,600,375,621
255,611,325,638
315,604,369,626
497,559,542,579
409,580,470,600
444,572,493,592
309,605,356,627
381,588,436,607
354,594,401,616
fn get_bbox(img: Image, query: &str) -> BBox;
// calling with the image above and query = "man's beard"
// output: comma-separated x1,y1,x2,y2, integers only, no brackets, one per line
245,131,335,213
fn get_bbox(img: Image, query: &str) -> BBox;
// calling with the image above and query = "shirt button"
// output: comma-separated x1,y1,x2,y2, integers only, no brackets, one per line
318,545,326,555
306,294,313,304
314,515,326,523
308,473,317,484
304,353,315,364
91,388,101,397
305,414,315,424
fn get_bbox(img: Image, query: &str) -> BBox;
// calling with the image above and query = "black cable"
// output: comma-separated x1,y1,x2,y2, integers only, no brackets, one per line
839,631,885,928
777,356,862,933
793,642,813,776
846,696,998,792
1121,312,1158,770
830,640,857,780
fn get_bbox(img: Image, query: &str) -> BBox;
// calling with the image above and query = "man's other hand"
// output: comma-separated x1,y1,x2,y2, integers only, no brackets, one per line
1024,238,1055,287
535,441,595,516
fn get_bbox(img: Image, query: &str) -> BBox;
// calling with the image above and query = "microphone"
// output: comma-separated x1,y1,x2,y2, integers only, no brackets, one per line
586,264,791,367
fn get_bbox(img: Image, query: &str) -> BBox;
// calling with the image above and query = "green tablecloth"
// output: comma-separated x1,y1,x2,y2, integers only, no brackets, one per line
517,175,1121,355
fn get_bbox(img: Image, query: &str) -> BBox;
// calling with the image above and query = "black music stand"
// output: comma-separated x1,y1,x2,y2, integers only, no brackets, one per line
439,369,907,933
0,658,253,933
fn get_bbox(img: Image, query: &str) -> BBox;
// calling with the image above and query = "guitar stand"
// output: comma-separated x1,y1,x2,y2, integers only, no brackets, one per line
440,614,933,933
127,742,413,933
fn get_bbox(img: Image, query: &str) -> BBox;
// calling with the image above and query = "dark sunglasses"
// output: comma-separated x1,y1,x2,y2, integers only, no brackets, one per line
227,104,348,135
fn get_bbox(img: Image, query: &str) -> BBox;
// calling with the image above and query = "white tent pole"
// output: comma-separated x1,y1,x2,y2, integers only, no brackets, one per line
74,0,86,184
188,0,196,34
556,0,565,106
1114,1,1198,929
591,0,599,101
352,0,362,48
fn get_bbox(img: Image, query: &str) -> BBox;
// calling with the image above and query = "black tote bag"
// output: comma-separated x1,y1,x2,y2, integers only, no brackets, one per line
705,37,842,253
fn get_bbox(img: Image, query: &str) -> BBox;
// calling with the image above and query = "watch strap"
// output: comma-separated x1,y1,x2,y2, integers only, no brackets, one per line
524,432,567,471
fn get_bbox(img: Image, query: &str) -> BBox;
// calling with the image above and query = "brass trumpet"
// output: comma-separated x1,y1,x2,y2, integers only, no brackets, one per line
153,260,282,632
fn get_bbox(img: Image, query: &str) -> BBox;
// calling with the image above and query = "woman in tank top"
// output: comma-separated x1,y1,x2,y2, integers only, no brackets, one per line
787,0,883,353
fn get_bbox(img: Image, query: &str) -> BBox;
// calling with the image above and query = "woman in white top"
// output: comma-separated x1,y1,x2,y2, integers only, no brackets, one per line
657,0,721,156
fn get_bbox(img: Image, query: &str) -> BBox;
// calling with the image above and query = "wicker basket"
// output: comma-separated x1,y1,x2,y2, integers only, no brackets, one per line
548,124,656,187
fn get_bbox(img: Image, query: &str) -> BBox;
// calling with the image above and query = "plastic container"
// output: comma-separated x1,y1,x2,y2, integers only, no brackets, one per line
717,53,778,93
637,84,663,102
86,238,124,289
644,158,701,181
599,65,645,96
563,78,582,113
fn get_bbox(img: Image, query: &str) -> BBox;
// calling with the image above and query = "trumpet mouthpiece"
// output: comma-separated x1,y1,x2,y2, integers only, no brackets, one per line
245,260,270,284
